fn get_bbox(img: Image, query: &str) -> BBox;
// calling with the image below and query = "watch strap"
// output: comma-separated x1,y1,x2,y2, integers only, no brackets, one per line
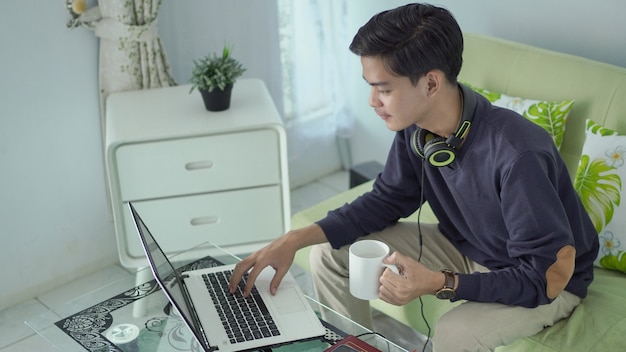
442,269,455,290
435,269,456,300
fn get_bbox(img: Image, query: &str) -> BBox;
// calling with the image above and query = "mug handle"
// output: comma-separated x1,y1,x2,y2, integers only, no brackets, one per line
382,263,400,274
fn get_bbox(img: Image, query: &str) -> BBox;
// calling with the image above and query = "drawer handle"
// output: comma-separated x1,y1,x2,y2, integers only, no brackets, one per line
190,216,220,226
185,160,214,171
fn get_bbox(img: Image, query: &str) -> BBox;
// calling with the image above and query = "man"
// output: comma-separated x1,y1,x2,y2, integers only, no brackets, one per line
229,3,598,351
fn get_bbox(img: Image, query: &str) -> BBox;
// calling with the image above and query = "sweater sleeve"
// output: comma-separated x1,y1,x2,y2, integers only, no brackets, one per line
453,151,580,307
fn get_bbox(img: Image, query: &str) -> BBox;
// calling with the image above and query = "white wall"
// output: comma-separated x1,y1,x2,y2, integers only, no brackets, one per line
0,2,116,310
1,0,625,311
347,0,626,166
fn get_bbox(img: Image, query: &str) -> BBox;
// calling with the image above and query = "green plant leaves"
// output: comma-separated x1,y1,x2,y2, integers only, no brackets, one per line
586,118,619,136
574,120,626,273
460,82,574,149
474,87,501,102
524,100,573,149
599,251,626,272
576,151,624,272
575,154,621,233
462,82,502,102
189,46,246,93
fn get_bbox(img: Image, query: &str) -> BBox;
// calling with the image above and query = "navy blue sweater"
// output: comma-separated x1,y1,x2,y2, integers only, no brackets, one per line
317,93,599,308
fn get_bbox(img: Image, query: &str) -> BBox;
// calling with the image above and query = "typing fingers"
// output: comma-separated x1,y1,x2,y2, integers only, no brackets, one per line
229,258,254,294
243,264,266,297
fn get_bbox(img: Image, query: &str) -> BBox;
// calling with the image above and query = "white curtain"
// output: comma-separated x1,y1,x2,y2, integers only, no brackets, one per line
68,0,177,135
278,0,354,186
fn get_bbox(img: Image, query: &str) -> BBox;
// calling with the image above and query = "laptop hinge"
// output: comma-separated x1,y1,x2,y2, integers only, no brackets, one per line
179,275,216,351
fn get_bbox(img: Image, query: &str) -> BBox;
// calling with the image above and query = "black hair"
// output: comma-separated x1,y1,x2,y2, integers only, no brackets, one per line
349,3,463,86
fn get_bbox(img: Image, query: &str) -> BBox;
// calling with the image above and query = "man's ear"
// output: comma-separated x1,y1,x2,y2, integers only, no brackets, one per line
425,70,443,97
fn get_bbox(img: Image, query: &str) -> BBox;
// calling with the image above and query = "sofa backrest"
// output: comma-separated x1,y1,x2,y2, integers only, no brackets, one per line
458,32,626,178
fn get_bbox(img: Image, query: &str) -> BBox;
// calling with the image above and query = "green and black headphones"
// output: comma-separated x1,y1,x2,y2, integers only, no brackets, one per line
410,83,476,167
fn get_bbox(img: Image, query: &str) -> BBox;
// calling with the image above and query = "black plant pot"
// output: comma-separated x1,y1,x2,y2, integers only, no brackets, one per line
199,84,233,112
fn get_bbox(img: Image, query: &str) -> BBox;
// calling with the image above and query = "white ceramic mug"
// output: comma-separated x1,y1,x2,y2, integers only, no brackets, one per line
349,240,399,300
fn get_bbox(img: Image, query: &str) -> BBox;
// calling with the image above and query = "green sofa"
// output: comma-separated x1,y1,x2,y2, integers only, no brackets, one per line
292,33,626,351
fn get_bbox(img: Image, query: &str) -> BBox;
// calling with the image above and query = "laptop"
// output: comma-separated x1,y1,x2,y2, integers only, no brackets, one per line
129,203,326,352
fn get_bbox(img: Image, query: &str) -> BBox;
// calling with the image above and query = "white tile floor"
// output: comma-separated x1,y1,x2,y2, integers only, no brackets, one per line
1,171,429,352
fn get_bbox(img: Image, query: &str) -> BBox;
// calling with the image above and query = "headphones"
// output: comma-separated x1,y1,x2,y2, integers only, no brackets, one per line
410,83,476,167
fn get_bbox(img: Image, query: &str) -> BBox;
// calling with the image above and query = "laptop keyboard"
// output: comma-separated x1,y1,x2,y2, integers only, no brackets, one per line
203,270,281,344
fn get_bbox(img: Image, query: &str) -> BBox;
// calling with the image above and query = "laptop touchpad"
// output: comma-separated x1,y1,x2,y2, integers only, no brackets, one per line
274,287,306,313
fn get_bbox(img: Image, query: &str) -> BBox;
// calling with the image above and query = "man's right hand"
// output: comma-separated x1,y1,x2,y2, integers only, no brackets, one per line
228,224,327,297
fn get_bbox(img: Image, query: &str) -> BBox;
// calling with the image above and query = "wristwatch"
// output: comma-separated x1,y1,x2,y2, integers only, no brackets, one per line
435,269,456,300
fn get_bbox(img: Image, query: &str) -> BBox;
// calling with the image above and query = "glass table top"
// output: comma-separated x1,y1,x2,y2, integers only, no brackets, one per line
26,242,408,352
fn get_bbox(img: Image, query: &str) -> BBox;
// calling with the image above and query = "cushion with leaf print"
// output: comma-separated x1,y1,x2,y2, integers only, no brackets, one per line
463,82,575,149
575,119,626,273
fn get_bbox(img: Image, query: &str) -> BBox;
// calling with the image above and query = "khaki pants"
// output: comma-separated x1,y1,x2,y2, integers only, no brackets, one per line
309,222,581,352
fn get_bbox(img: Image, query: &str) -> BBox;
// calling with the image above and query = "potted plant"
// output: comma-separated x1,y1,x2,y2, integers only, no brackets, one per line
189,45,246,111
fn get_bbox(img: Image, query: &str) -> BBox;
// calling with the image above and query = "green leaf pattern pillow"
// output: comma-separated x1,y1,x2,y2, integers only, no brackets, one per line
463,82,575,149
575,119,626,273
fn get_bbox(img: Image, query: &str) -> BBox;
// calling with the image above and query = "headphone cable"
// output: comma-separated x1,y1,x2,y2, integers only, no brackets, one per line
416,159,432,352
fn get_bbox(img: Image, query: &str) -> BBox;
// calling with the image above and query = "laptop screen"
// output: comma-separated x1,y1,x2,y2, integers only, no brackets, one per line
130,204,204,342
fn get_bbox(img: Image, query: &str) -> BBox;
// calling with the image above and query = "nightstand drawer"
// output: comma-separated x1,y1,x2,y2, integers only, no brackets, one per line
122,185,285,263
116,129,280,201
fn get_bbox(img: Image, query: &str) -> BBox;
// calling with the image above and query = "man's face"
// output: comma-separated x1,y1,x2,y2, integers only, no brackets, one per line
361,56,430,132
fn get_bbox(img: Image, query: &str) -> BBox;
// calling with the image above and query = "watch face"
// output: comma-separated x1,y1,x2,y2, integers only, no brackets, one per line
436,288,456,300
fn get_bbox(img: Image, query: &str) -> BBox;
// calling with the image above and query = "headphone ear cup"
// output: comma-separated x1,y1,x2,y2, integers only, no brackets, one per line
411,127,456,167
410,128,426,158
425,139,456,166
411,127,445,158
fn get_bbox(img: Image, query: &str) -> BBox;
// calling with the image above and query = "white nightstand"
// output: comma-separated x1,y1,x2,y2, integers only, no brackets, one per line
105,79,290,268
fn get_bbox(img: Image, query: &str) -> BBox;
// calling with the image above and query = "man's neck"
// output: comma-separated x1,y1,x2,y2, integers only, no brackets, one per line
426,84,463,138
